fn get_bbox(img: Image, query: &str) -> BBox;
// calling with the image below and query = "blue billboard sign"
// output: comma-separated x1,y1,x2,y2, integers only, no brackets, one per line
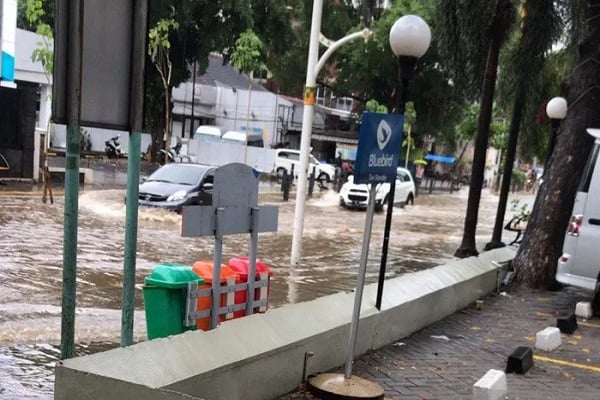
353,112,404,184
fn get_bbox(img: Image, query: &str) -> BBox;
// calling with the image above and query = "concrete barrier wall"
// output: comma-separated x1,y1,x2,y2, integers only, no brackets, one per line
55,247,515,400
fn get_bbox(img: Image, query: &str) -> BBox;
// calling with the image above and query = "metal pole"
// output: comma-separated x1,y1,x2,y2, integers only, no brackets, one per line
60,0,83,360
211,208,225,329
189,60,196,138
121,0,147,347
244,82,252,164
291,3,372,266
246,207,259,315
290,0,323,267
121,132,141,346
344,185,377,378
375,56,414,310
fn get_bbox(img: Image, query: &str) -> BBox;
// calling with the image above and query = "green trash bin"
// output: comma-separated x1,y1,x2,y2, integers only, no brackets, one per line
143,263,203,340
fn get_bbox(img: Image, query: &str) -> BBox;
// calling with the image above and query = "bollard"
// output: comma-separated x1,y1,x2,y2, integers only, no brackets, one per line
281,170,290,201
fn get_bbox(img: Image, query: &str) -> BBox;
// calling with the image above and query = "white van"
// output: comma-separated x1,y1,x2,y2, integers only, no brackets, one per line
556,128,600,293
194,125,223,142
221,130,264,148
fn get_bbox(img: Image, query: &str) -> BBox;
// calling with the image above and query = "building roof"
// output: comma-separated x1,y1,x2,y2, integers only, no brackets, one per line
198,54,267,92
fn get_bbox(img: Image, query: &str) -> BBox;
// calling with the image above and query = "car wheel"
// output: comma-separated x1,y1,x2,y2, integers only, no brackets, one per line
339,197,345,208
406,193,414,206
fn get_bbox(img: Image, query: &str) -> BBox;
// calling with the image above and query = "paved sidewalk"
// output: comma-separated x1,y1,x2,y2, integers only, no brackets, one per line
279,285,600,400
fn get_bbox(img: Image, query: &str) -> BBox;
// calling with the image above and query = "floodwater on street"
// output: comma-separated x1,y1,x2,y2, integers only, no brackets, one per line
0,177,532,398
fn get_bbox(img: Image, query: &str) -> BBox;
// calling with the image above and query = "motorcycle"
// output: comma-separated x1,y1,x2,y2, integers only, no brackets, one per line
158,138,191,164
105,135,122,159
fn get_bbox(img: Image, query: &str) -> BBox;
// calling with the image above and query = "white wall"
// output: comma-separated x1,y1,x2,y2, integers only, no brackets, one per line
54,248,515,400
211,83,294,148
186,137,276,173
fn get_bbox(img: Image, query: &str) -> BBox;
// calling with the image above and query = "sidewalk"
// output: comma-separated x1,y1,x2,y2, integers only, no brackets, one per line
279,285,600,400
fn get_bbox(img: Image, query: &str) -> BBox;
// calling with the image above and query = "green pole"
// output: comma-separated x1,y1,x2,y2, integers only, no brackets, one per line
121,132,141,346
61,124,80,359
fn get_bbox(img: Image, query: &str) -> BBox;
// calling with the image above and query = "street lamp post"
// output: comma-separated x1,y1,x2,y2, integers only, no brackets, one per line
290,0,371,266
376,15,431,310
545,96,568,171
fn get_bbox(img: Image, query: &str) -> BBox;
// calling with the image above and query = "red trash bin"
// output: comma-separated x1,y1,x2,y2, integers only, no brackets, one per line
228,256,272,317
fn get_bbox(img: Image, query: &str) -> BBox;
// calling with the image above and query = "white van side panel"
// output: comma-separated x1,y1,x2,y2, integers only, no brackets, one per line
557,129,600,291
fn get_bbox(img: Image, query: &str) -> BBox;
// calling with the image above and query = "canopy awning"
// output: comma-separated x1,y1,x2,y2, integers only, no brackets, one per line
425,154,456,164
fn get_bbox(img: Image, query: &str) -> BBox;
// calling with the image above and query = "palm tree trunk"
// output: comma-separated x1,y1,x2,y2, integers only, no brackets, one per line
454,38,502,258
485,87,525,249
514,0,600,288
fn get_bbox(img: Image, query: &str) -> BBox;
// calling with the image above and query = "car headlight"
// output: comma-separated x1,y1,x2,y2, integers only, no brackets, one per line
167,190,187,202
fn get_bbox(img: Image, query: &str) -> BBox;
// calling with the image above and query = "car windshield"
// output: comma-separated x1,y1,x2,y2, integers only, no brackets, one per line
146,164,206,186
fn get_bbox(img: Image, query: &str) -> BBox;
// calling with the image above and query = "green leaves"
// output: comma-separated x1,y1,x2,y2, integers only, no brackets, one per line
25,0,45,26
22,0,53,76
365,99,388,113
231,29,266,74
148,19,179,56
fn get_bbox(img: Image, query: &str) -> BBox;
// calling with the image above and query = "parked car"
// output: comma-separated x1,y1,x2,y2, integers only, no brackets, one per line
339,167,415,211
138,163,214,212
274,149,335,182
556,128,600,297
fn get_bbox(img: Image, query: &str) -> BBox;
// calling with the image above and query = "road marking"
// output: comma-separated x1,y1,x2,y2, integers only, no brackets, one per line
579,321,600,329
534,355,600,373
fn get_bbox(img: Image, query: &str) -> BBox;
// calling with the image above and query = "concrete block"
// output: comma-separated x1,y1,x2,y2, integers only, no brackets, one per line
556,313,578,334
506,346,533,374
473,369,507,400
535,327,561,351
575,302,593,319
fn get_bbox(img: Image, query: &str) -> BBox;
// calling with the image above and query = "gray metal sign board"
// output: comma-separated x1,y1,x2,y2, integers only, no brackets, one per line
181,163,278,237
181,205,278,237
52,0,147,130
213,163,260,207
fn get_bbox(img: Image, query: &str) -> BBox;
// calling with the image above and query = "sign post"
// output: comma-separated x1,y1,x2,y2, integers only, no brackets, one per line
344,112,403,378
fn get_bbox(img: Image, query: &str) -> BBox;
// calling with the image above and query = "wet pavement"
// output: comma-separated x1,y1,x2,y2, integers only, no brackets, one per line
279,285,600,400
0,158,533,398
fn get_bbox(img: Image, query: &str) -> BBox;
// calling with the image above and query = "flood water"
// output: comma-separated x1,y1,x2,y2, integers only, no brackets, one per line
0,173,529,398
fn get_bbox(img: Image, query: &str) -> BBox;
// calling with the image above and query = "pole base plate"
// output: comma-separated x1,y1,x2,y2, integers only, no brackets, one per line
307,373,384,400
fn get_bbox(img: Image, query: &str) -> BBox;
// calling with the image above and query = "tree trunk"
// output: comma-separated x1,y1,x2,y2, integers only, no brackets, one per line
514,0,600,288
163,84,172,159
454,38,502,258
485,87,525,250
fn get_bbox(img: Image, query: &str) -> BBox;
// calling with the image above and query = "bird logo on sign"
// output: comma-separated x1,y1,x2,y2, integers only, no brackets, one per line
377,120,392,150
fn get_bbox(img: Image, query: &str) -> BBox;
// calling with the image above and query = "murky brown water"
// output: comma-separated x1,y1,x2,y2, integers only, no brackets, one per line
0,177,530,398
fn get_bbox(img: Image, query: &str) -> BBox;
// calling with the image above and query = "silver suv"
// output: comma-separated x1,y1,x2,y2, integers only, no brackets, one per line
274,149,335,182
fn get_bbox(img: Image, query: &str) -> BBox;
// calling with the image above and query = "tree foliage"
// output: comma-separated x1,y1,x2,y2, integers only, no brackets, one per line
231,29,266,75
22,0,53,77
336,0,467,150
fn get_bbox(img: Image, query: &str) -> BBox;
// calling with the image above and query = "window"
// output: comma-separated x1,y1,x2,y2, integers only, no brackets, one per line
579,144,599,193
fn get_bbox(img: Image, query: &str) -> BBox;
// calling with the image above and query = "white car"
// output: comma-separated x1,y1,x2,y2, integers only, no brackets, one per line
556,128,600,295
274,149,336,182
339,167,415,211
